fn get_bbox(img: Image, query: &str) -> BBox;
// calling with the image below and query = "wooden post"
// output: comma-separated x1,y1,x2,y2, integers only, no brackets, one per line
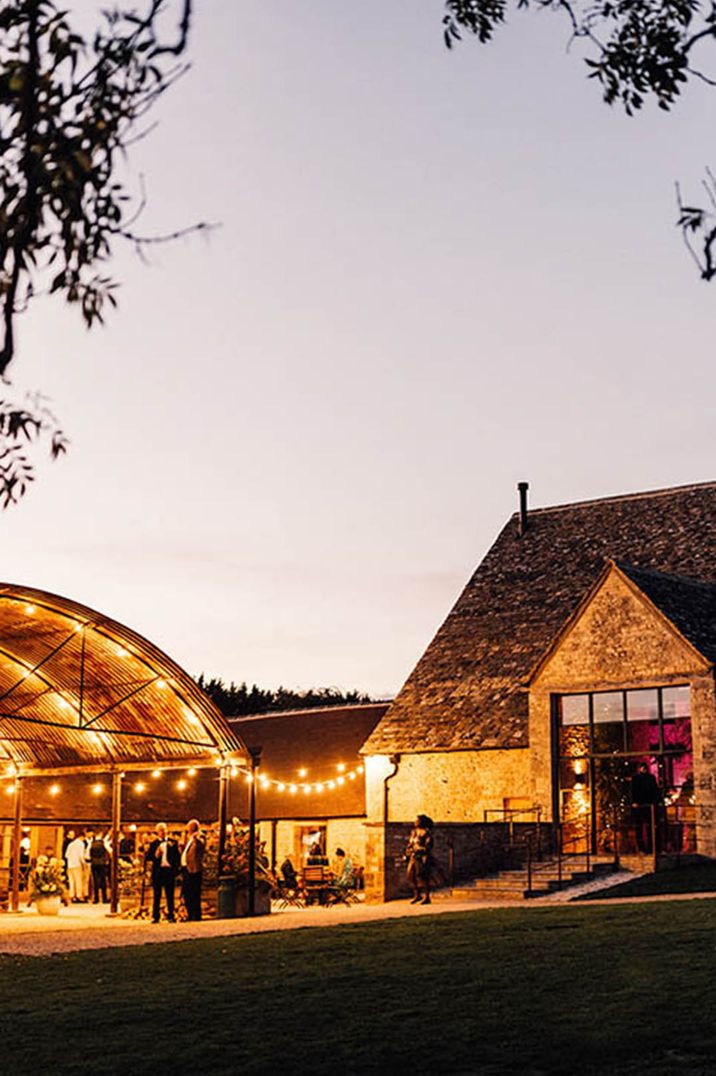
217,765,228,878
10,775,23,913
109,771,122,915
248,746,262,917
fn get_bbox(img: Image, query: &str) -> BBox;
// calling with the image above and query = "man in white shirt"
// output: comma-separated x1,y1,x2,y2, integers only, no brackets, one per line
65,831,89,902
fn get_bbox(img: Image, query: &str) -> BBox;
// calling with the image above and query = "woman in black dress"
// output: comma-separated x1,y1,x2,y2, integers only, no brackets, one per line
405,814,434,905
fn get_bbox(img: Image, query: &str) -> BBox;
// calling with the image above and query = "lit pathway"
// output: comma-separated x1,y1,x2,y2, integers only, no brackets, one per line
2,885,716,957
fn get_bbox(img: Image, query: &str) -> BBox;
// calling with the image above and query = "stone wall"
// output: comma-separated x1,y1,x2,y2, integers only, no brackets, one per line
365,820,544,901
530,565,716,845
369,749,532,824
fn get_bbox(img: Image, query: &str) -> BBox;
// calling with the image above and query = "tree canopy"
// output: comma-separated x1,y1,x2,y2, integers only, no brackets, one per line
443,0,716,280
196,675,376,718
0,0,199,505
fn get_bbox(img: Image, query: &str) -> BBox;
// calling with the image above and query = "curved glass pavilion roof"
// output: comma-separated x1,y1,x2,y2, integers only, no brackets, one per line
0,584,245,774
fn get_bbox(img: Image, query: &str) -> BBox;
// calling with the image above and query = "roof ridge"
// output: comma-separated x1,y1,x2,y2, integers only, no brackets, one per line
511,479,716,518
228,701,391,722
615,561,716,590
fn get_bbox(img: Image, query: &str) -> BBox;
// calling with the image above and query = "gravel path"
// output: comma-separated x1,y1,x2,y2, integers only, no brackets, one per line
3,886,715,957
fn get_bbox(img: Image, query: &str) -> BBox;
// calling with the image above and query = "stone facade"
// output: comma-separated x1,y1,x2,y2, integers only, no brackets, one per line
530,564,716,852
363,560,716,900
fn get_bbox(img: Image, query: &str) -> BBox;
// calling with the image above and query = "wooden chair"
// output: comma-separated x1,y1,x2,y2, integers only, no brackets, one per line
302,864,329,905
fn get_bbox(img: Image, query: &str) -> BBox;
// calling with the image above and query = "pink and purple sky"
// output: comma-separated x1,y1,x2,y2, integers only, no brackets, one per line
3,2,715,697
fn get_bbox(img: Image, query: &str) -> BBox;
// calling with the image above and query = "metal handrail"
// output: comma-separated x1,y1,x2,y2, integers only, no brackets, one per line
483,806,543,854
525,812,593,896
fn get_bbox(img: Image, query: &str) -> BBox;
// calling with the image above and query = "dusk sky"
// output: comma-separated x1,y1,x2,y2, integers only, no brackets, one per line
3,2,715,698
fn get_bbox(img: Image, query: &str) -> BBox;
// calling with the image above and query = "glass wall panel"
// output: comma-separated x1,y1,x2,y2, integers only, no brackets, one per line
662,686,690,720
626,689,659,723
627,720,660,754
560,723,590,758
556,685,693,854
592,692,624,753
561,695,589,725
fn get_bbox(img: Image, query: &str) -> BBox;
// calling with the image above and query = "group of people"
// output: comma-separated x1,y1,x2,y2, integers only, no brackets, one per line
62,827,134,904
145,819,205,923
279,845,358,898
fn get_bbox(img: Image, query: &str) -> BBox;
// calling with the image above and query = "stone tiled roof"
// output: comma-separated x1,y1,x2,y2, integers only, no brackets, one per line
617,562,716,666
363,482,716,755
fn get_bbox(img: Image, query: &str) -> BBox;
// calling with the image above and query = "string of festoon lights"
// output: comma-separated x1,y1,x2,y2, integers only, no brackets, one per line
2,760,365,798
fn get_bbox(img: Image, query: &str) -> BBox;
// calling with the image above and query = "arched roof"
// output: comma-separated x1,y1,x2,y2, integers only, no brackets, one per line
0,584,245,774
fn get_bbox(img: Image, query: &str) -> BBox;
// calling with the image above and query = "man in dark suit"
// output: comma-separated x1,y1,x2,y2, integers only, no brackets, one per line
180,818,206,921
631,762,661,853
145,822,181,923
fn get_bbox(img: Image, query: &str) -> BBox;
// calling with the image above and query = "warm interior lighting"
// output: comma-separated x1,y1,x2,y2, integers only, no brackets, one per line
327,780,335,790
92,783,104,795
134,781,146,793
302,784,311,794
315,783,324,793
277,782,285,792
49,783,60,796
116,647,128,658
337,776,345,785
187,767,197,776
24,604,35,615
260,778,270,789
176,778,187,791
5,783,15,795
151,769,161,779
337,763,345,772
298,767,308,778
348,772,356,781
230,766,238,777
156,678,167,689
245,773,253,784
289,784,297,794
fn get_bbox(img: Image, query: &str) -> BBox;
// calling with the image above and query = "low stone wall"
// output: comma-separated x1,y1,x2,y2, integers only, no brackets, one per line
379,822,554,901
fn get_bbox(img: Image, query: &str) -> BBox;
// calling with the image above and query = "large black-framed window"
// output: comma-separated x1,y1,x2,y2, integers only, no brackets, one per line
553,685,693,844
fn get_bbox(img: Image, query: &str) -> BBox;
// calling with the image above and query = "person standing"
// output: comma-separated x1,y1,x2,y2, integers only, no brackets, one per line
145,822,180,923
631,762,661,854
65,831,89,902
405,814,434,905
180,819,205,921
89,831,109,904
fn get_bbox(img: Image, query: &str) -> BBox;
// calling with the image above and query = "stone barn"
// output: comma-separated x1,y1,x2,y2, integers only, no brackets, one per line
361,481,716,901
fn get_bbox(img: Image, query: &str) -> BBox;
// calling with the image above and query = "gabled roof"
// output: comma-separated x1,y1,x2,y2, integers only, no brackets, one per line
227,703,388,820
616,562,716,665
363,481,716,754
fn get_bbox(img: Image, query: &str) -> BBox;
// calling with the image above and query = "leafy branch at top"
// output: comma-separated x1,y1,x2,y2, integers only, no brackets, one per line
443,0,716,279
0,1,204,506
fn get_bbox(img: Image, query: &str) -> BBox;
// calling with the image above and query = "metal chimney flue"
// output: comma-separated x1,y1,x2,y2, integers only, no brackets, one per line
517,481,529,536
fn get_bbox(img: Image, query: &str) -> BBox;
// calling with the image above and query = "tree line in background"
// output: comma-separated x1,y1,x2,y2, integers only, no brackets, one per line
195,674,376,717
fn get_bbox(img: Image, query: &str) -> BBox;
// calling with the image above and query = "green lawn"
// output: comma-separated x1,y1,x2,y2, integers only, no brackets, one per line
2,901,716,1075
577,859,716,900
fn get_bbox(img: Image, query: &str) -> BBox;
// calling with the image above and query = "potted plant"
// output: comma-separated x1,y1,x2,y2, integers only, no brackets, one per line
30,855,67,916
220,826,273,918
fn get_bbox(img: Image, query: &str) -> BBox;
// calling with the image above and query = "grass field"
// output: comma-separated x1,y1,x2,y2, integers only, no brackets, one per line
577,859,716,901
2,900,716,1075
